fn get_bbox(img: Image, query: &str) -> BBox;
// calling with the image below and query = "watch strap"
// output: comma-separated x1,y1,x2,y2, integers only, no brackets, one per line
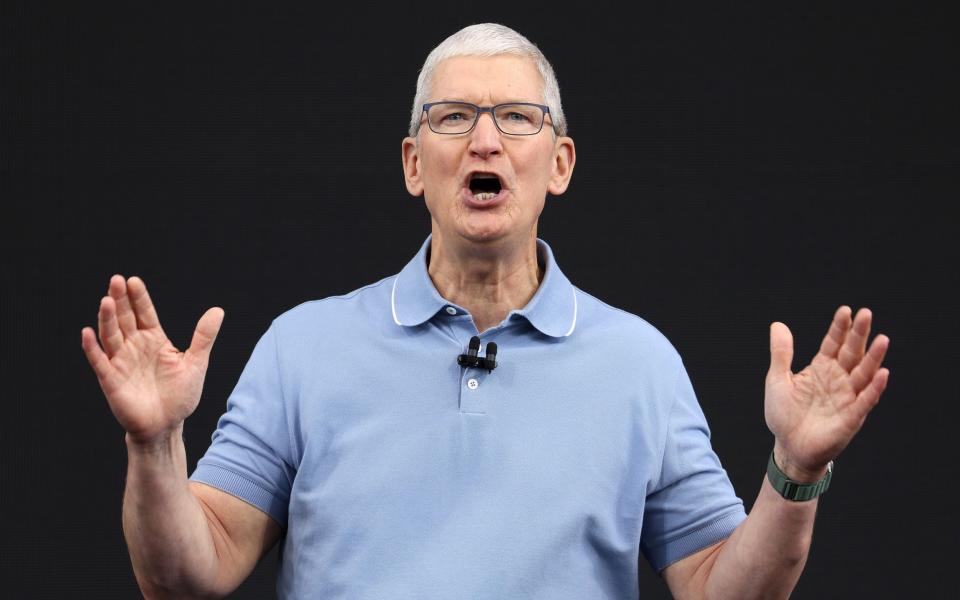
766,451,833,501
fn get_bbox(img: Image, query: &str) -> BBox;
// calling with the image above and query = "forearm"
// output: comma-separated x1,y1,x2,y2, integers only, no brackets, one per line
702,445,826,599
122,425,221,598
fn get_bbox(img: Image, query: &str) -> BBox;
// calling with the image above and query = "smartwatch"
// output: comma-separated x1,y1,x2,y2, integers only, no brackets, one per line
766,451,833,501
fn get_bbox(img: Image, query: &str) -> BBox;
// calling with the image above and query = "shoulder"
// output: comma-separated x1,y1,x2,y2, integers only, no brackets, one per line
268,275,397,341
572,287,682,371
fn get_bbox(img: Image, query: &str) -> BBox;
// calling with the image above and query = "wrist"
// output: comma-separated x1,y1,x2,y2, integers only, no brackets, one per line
772,441,830,483
125,424,185,457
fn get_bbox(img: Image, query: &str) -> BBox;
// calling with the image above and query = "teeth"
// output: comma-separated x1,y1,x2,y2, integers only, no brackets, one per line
474,192,497,200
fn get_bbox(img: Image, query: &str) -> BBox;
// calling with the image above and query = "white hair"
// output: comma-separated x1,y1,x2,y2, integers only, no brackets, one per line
408,23,567,137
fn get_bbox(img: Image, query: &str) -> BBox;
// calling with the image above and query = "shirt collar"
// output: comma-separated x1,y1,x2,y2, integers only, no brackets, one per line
391,234,578,338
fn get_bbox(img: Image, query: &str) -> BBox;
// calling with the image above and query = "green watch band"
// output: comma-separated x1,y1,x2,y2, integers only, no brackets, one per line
766,451,833,501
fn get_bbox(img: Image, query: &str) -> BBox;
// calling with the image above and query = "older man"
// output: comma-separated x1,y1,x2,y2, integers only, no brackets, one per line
82,23,889,599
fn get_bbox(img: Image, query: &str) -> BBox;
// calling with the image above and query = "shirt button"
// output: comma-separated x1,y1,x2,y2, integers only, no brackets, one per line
467,378,479,390
445,306,457,315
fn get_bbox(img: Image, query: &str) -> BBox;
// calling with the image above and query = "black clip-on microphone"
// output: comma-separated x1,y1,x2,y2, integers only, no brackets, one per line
457,335,498,373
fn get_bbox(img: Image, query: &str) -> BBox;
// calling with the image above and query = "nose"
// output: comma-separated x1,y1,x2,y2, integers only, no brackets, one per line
467,111,503,159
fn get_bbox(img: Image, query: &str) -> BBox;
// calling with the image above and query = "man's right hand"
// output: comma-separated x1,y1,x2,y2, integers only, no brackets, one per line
81,275,224,446
82,276,279,597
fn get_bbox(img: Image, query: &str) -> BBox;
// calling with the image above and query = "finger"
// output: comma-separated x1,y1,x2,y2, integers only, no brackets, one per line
838,308,872,372
768,322,794,379
850,334,890,393
185,307,225,367
854,367,889,418
126,276,161,329
108,274,138,336
81,326,114,382
817,306,852,359
97,296,124,357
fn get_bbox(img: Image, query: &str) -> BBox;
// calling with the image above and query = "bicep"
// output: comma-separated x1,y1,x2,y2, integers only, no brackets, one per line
661,540,724,600
189,481,282,596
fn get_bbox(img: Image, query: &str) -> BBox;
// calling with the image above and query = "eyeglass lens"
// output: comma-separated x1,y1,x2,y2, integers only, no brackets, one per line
428,103,544,135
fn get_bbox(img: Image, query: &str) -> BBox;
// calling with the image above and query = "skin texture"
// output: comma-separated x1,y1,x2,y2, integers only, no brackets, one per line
83,53,890,599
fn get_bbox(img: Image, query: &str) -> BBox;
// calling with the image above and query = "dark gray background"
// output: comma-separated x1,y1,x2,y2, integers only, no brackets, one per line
3,2,957,598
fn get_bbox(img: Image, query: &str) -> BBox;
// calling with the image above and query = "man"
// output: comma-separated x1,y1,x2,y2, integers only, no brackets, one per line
81,23,890,599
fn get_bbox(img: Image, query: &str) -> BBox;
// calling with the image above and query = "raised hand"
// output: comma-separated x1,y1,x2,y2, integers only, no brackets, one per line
764,306,890,480
81,275,224,445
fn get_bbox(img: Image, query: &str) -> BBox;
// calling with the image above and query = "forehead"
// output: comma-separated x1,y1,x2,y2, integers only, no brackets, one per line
429,55,545,104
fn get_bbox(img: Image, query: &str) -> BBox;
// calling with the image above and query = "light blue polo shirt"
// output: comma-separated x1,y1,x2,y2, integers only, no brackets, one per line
190,235,746,599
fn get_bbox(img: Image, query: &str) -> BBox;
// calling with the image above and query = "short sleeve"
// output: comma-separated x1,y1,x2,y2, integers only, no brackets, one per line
189,322,296,527
640,361,747,573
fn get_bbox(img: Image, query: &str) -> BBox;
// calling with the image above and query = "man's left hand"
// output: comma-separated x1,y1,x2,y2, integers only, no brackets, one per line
765,306,890,481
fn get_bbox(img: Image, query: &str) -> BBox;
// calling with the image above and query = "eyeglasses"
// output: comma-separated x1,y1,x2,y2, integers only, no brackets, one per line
421,101,552,136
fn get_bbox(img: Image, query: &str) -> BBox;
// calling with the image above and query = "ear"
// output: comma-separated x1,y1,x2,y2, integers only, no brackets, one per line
401,136,424,197
547,136,576,196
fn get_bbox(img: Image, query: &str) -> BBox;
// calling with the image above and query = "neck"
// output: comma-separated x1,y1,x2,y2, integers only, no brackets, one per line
428,227,543,334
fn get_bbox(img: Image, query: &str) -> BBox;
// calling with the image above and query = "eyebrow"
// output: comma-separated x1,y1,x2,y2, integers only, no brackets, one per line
436,97,541,105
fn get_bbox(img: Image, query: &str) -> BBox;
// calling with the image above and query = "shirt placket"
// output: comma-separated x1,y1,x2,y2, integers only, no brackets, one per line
446,314,502,415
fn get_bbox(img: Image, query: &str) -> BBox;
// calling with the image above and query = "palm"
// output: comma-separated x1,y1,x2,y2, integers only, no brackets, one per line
82,276,224,443
101,326,203,438
764,307,890,475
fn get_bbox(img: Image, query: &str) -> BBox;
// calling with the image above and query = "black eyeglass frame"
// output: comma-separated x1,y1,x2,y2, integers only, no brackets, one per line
421,101,554,136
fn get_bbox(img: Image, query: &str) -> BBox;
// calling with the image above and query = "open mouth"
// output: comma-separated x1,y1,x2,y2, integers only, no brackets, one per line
467,173,504,201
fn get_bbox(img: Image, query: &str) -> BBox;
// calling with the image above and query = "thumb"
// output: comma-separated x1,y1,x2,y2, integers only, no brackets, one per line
186,307,225,365
768,321,794,379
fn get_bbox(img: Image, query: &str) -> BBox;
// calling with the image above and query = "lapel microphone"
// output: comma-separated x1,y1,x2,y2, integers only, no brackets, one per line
457,336,498,372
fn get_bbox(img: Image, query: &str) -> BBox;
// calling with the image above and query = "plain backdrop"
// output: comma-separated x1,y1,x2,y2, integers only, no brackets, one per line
2,2,957,598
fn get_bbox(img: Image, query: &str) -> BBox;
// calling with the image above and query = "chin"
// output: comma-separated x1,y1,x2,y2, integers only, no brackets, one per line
430,196,536,246
453,212,518,242
456,227,509,246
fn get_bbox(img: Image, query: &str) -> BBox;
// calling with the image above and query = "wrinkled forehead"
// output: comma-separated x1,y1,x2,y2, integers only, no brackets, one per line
427,55,546,105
